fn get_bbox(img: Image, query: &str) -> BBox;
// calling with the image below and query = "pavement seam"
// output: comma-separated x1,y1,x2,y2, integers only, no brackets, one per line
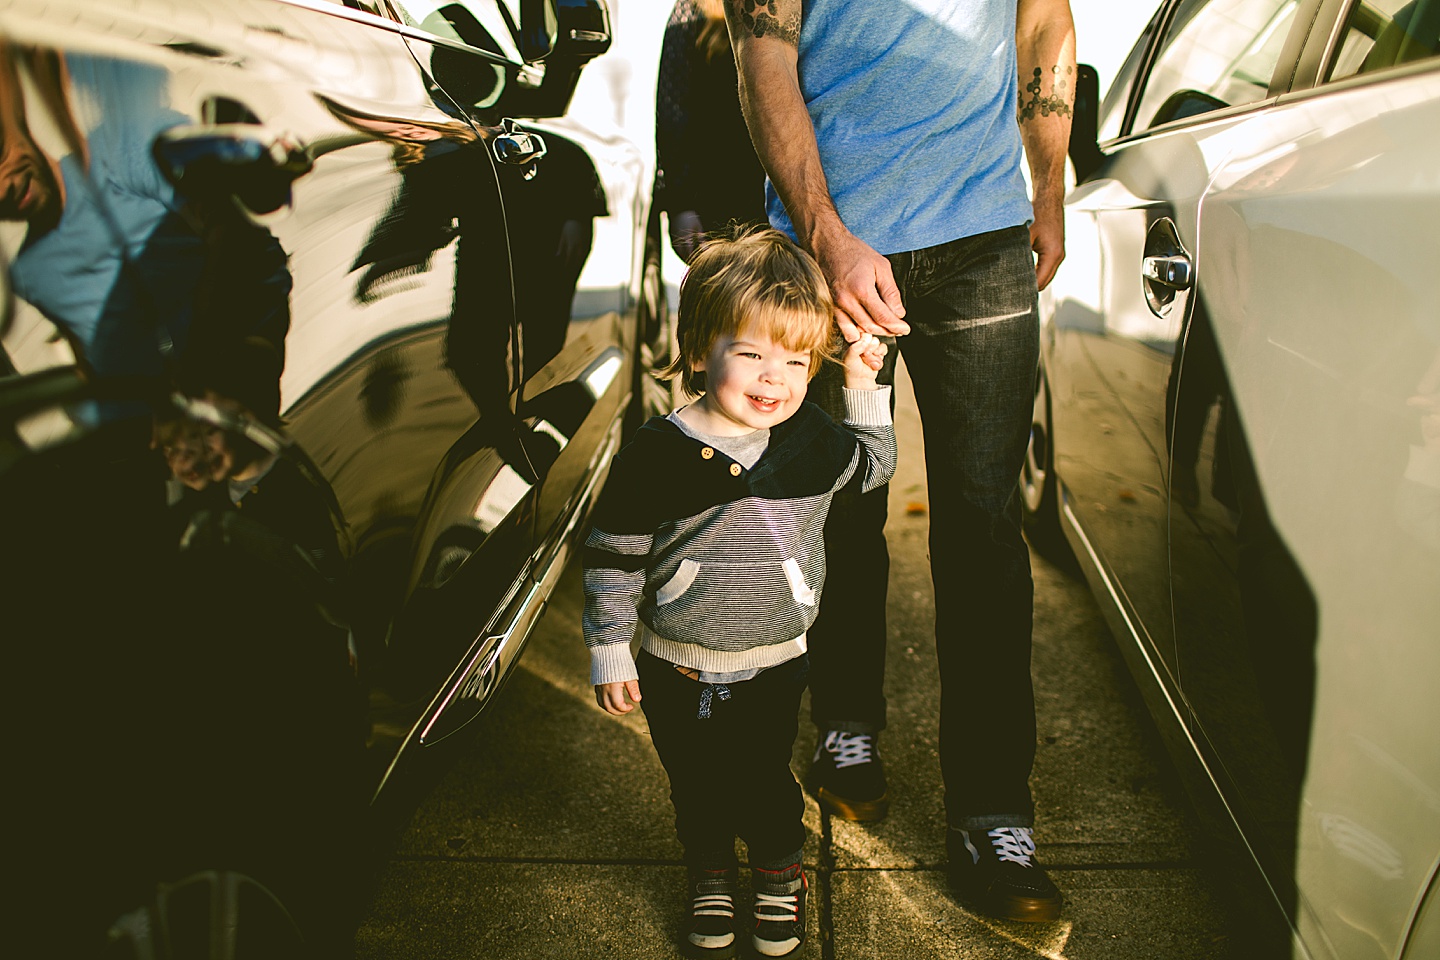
818,811,836,960
385,854,1195,871
825,861,1197,873
387,854,688,866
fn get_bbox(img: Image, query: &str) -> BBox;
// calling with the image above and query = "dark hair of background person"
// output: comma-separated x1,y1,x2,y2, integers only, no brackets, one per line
654,0,768,262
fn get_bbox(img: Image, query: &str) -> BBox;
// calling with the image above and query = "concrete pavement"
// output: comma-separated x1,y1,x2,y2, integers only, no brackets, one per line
354,361,1239,959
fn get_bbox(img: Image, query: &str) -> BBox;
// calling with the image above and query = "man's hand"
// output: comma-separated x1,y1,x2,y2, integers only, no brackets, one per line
669,209,704,263
595,679,642,716
812,228,909,342
1030,199,1065,291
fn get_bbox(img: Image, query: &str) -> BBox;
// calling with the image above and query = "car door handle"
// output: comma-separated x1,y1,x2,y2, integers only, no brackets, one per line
492,118,547,166
1142,254,1193,289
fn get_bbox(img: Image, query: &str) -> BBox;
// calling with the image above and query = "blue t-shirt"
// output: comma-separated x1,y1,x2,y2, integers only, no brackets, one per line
768,0,1034,255
11,55,194,377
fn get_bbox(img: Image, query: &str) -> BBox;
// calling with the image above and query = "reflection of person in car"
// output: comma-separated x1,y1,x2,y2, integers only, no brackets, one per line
2,44,306,533
0,46,198,380
155,415,224,492
497,130,607,380
325,95,517,415
582,229,893,959
0,47,66,236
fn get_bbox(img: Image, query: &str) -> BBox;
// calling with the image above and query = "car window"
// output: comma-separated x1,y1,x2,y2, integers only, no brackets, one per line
1327,0,1440,81
1098,2,1167,141
388,0,519,59
1133,0,1299,131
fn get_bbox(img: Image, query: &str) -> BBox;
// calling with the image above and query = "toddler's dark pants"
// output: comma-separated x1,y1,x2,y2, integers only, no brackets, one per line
637,649,808,869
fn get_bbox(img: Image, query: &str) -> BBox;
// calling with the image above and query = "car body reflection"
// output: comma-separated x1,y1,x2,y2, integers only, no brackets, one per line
0,0,667,954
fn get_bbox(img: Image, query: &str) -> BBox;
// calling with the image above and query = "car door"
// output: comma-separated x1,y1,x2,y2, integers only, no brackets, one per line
1172,3,1440,956
0,0,526,946
376,0,647,754
1,0,540,781
1048,0,1302,697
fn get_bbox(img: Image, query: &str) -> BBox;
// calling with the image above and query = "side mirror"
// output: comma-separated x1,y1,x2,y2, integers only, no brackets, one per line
508,0,611,117
517,0,558,62
1068,63,1103,182
551,0,611,61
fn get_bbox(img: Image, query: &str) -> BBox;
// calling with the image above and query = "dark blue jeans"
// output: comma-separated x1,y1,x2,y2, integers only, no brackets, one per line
807,224,1039,829
639,650,809,868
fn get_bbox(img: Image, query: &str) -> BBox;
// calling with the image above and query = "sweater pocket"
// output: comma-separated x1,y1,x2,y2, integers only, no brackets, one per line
655,557,701,606
781,557,817,606
651,557,817,643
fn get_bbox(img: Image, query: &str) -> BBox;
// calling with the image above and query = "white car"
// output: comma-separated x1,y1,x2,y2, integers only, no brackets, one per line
1024,1,1440,958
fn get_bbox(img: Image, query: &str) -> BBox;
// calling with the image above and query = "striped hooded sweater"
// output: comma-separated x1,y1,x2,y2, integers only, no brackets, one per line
582,390,896,685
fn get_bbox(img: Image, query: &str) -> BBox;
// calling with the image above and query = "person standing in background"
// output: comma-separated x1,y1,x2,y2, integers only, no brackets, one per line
724,0,1076,923
655,0,768,262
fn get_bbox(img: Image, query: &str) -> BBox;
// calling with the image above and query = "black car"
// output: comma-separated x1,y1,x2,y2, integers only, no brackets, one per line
0,0,670,954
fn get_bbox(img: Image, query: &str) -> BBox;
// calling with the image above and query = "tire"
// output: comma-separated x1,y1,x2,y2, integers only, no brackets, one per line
1019,365,1071,565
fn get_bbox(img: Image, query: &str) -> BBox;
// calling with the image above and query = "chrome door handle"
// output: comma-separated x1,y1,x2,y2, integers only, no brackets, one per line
1142,254,1193,289
492,118,547,167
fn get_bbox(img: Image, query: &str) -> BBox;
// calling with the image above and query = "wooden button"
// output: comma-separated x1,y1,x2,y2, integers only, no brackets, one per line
700,447,714,459
729,463,741,476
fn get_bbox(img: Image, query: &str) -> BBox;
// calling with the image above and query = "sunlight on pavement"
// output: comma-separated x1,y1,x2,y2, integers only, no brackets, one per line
518,637,652,735
833,829,1074,959
519,633,1073,958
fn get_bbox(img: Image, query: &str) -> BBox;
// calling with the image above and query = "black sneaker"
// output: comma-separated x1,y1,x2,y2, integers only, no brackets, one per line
807,730,891,821
750,864,807,957
681,867,738,958
948,826,1063,922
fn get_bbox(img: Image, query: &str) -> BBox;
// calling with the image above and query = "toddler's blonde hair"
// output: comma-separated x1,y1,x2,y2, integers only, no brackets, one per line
665,226,837,397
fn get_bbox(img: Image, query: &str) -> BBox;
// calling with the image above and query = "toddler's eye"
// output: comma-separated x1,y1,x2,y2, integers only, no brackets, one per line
740,352,762,360
788,358,809,367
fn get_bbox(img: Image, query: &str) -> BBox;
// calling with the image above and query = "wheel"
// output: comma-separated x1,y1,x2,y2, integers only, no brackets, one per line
1019,365,1070,563
106,871,310,960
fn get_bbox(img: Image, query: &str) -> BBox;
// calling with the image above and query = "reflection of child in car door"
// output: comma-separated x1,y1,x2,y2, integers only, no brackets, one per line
580,227,894,959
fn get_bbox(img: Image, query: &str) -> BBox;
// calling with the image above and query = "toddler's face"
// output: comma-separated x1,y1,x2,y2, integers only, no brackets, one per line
692,322,811,436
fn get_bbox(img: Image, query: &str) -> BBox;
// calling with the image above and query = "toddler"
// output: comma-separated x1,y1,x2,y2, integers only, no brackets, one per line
582,227,895,958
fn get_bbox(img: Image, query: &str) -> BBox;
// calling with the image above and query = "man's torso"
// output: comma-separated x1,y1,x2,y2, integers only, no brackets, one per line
768,0,1033,254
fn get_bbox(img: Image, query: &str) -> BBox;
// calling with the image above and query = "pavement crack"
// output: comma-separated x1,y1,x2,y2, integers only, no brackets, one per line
387,854,687,866
818,811,836,960
822,860,1196,873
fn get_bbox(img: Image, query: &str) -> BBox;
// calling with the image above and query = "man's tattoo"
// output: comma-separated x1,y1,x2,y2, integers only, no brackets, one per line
1019,65,1074,121
726,0,799,43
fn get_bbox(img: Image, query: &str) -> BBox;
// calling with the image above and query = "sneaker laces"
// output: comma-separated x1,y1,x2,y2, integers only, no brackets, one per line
692,874,735,919
988,826,1037,866
821,730,874,769
753,889,800,922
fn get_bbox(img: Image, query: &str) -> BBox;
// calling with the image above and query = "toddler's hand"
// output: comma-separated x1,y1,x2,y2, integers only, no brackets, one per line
595,679,642,716
842,333,887,389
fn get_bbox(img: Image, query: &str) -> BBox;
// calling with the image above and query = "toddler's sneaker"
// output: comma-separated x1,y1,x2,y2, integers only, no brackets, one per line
750,863,807,957
807,729,890,821
681,866,738,958
947,826,1063,922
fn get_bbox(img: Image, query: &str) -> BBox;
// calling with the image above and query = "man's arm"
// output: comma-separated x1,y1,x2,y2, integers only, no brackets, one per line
1016,0,1077,291
723,0,908,341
